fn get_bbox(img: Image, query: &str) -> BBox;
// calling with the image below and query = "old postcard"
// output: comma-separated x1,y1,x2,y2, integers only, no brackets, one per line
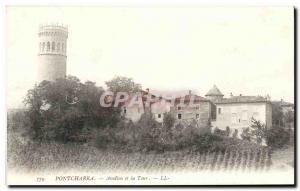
6,6,294,185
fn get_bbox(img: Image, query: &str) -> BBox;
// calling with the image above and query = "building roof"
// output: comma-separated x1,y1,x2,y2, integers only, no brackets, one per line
174,94,210,104
272,100,294,107
205,85,224,96
118,90,156,107
215,96,270,104
117,89,211,107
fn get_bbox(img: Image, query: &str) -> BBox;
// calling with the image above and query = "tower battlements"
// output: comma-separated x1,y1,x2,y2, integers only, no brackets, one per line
38,24,68,37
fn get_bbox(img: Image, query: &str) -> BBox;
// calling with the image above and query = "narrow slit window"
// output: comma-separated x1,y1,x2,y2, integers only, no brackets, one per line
47,42,50,51
52,42,55,52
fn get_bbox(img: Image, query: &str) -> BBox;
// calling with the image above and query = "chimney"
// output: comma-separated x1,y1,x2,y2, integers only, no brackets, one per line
230,92,233,97
281,98,283,103
146,88,149,94
189,90,192,95
239,94,242,96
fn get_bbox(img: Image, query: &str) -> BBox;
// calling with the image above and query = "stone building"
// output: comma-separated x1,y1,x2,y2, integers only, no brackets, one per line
205,85,224,102
119,92,146,123
38,24,68,82
150,98,172,123
121,89,215,128
206,85,272,136
171,91,215,128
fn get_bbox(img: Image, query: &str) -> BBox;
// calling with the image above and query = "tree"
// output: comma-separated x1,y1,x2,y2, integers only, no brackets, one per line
265,126,290,149
225,126,230,137
23,81,50,140
105,76,142,93
284,110,294,129
241,127,251,141
250,117,267,145
160,112,176,147
271,102,284,126
162,112,175,132
24,75,121,142
135,112,163,152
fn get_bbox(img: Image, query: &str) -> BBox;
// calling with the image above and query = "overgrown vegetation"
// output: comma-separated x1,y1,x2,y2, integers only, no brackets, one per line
7,75,293,172
239,117,292,149
23,76,121,142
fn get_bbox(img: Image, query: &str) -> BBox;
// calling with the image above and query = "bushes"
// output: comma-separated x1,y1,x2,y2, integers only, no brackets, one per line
91,113,164,152
23,76,121,143
11,107,267,154
20,74,268,154
90,112,265,154
266,126,290,149
93,128,122,149
133,112,166,152
91,112,216,153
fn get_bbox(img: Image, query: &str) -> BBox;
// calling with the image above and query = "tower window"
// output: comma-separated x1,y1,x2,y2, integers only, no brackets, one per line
196,114,199,119
123,107,127,114
178,114,182,119
218,108,222,114
42,42,45,51
57,43,60,52
62,43,64,52
52,42,55,52
47,42,50,52
158,114,161,118
39,42,41,52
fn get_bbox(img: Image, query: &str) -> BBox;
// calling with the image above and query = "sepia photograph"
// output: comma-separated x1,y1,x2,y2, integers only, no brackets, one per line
5,6,295,186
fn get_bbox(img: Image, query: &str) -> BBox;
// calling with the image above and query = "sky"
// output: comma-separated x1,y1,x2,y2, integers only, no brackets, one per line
6,6,294,108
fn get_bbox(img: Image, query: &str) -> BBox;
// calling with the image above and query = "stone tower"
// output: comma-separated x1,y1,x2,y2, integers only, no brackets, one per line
205,85,224,102
38,24,68,82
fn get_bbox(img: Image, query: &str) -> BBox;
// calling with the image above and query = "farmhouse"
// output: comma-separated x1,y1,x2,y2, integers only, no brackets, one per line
205,85,272,137
120,85,274,135
120,89,215,128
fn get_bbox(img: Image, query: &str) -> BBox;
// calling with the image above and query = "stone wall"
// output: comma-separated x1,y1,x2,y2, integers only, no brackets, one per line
214,102,270,134
172,101,211,128
38,54,66,82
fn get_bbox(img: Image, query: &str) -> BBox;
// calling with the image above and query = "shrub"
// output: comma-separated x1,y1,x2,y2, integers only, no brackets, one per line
93,127,128,150
241,127,251,141
266,126,290,149
23,76,121,142
213,127,227,136
135,112,165,152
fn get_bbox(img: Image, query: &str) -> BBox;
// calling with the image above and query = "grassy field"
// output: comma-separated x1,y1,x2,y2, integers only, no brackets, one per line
7,111,289,174
7,131,273,173
271,146,294,171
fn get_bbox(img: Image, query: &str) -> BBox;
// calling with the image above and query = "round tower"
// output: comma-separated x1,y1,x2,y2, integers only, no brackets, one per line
38,24,68,82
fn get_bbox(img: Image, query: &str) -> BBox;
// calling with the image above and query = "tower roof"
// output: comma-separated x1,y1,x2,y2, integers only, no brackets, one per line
205,85,224,96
